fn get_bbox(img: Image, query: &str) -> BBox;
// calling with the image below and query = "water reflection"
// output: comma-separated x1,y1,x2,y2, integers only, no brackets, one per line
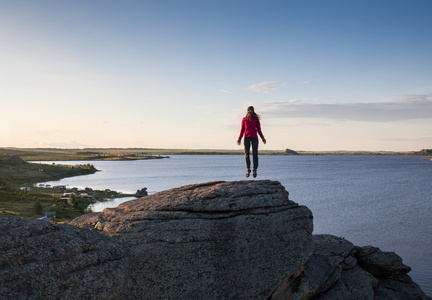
88,196,136,212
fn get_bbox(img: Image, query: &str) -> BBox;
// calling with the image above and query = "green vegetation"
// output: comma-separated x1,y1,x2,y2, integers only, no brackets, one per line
0,184,94,222
0,158,97,188
0,147,168,161
33,200,43,215
415,149,432,156
68,193,77,208
0,156,99,222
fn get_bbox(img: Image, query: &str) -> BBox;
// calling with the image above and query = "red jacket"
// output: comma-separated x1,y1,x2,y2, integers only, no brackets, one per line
238,117,264,140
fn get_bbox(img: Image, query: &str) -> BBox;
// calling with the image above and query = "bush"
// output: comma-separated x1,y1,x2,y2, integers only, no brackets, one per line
80,164,97,171
69,193,77,208
34,200,43,215
418,149,432,156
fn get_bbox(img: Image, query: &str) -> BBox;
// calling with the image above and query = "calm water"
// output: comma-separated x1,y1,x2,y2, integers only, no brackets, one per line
38,155,432,295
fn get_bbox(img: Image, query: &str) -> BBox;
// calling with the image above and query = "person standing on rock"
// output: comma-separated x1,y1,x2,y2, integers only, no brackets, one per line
237,106,266,178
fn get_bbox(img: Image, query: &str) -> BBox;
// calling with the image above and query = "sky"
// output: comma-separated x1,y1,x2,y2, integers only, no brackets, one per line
1,0,431,151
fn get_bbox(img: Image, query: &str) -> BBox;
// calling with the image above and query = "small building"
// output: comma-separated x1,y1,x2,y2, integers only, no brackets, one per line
59,196,69,204
60,193,75,204
85,187,94,194
20,187,31,192
62,192,75,197
53,185,67,193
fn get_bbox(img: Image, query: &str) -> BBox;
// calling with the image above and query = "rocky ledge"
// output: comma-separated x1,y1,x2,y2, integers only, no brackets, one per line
0,214,130,299
1,180,430,299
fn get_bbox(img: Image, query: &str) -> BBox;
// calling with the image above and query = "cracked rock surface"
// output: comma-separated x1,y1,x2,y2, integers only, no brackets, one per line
71,180,314,299
0,215,130,299
2,180,429,299
270,235,431,300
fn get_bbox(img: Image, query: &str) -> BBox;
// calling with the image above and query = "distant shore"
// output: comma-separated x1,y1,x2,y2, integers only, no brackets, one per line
0,147,430,161
0,147,169,161
1,148,430,222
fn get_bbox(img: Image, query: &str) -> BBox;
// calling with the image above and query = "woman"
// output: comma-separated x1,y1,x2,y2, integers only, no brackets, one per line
237,106,266,178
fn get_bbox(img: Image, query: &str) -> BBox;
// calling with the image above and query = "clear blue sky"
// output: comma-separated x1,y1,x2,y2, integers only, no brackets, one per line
1,0,431,151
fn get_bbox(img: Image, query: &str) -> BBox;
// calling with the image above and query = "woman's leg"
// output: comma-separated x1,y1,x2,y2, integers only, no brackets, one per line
251,137,259,170
244,137,251,170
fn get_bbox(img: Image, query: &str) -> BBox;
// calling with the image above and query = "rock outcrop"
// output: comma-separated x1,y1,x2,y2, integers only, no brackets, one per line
1,180,430,299
71,180,314,299
0,215,130,299
133,187,148,197
271,234,430,300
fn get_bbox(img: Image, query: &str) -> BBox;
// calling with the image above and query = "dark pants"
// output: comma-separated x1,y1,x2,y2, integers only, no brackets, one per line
244,137,259,170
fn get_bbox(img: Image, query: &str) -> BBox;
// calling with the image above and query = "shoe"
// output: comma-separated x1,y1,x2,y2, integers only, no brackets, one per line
253,169,257,178
246,169,251,177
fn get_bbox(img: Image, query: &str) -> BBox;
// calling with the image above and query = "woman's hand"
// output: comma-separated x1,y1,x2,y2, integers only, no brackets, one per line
262,138,267,144
237,139,241,145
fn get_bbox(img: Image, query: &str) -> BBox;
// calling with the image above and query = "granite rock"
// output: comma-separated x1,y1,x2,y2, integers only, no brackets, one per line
271,234,430,300
71,180,315,299
0,215,130,299
1,180,430,300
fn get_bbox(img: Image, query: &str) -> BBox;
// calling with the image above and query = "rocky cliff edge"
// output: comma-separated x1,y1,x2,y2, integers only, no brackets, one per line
1,180,430,299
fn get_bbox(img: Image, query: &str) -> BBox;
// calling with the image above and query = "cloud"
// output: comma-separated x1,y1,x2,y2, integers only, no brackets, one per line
248,82,288,93
257,94,432,122
302,81,311,84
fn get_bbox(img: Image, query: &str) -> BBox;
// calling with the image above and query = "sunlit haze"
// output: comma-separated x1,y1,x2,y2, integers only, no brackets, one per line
1,1,431,151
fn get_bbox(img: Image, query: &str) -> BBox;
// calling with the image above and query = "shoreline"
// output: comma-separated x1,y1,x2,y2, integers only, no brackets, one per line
1,147,431,161
0,159,101,222
1,150,431,222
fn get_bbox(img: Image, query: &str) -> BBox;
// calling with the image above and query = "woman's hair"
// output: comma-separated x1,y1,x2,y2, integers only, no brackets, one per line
245,110,260,120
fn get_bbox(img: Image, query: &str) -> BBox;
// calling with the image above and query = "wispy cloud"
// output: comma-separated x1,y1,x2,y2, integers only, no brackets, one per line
248,82,288,93
257,94,432,122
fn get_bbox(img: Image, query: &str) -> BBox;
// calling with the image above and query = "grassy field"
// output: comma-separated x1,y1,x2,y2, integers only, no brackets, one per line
0,156,101,222
0,185,91,221
0,147,168,161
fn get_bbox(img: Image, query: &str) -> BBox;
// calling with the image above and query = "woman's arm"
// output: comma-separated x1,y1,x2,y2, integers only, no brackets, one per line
237,118,245,144
256,119,266,144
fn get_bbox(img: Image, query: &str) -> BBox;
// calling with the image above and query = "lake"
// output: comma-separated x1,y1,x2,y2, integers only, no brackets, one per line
38,155,432,295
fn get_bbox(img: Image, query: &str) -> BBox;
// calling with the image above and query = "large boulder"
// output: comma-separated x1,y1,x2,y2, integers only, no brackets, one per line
356,245,430,300
71,180,315,299
271,234,431,300
1,180,429,299
0,215,130,299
